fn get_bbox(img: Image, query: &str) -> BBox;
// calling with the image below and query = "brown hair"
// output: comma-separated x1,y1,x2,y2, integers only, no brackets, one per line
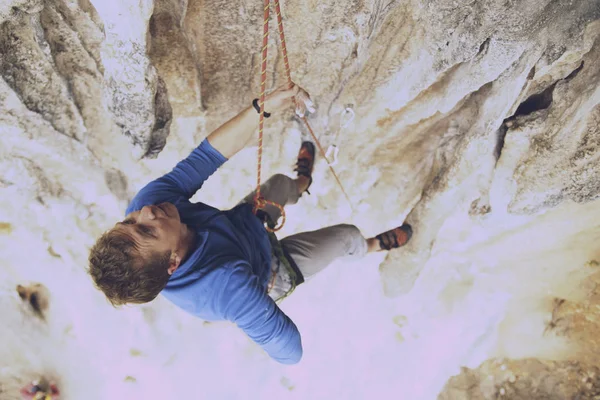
88,230,171,306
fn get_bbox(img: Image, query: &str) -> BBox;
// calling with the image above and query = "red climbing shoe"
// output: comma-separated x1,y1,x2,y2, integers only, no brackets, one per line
20,381,60,400
294,141,315,194
376,224,413,251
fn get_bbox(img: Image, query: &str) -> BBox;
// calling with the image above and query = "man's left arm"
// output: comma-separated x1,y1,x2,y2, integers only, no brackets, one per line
218,262,303,365
206,84,313,159
127,84,312,211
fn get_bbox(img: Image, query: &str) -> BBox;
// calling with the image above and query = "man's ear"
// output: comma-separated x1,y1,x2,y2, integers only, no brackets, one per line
167,253,181,276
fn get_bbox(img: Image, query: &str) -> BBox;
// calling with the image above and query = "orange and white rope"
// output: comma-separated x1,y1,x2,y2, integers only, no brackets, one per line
253,0,352,233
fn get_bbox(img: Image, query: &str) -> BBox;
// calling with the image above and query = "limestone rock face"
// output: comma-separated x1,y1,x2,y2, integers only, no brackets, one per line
438,268,600,399
0,0,172,163
439,359,600,400
1,0,600,398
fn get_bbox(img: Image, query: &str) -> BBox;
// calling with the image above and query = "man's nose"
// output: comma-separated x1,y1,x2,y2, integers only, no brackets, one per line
140,206,156,220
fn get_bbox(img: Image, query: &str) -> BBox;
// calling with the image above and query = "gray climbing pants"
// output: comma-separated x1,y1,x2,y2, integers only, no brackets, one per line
240,174,368,300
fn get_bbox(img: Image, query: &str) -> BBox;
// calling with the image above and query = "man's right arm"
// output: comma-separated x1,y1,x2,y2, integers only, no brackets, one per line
126,138,227,213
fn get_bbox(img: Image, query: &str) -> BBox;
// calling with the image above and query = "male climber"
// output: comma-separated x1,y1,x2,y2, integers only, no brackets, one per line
88,84,412,364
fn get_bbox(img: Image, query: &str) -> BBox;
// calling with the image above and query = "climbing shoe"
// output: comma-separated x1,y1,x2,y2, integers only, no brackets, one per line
294,141,315,194
376,224,413,251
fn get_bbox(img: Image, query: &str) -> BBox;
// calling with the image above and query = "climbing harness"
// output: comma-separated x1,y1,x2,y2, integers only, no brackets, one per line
252,0,353,232
265,229,303,301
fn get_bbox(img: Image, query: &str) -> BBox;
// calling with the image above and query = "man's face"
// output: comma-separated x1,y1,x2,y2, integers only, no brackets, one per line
113,202,182,258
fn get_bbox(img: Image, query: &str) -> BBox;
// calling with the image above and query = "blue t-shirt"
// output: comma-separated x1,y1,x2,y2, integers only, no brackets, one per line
126,139,302,364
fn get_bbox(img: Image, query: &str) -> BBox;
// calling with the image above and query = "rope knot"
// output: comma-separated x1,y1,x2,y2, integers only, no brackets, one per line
253,194,286,232
252,194,267,213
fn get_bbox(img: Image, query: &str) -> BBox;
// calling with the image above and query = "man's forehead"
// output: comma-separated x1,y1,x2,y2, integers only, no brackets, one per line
112,225,143,249
108,227,149,268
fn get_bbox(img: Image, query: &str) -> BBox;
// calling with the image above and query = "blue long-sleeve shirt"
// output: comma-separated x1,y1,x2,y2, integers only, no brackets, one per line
125,139,302,364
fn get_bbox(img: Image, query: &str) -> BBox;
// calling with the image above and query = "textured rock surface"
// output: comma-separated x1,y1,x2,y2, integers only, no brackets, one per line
439,267,600,399
379,14,600,297
1,0,600,398
0,0,172,164
440,359,600,400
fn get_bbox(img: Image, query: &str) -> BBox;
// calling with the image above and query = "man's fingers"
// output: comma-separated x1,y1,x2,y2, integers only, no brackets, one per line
295,98,308,118
282,97,294,107
294,89,315,115
264,83,315,115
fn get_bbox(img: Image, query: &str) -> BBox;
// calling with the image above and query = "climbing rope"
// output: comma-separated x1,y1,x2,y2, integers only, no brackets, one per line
252,0,283,232
253,0,353,232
